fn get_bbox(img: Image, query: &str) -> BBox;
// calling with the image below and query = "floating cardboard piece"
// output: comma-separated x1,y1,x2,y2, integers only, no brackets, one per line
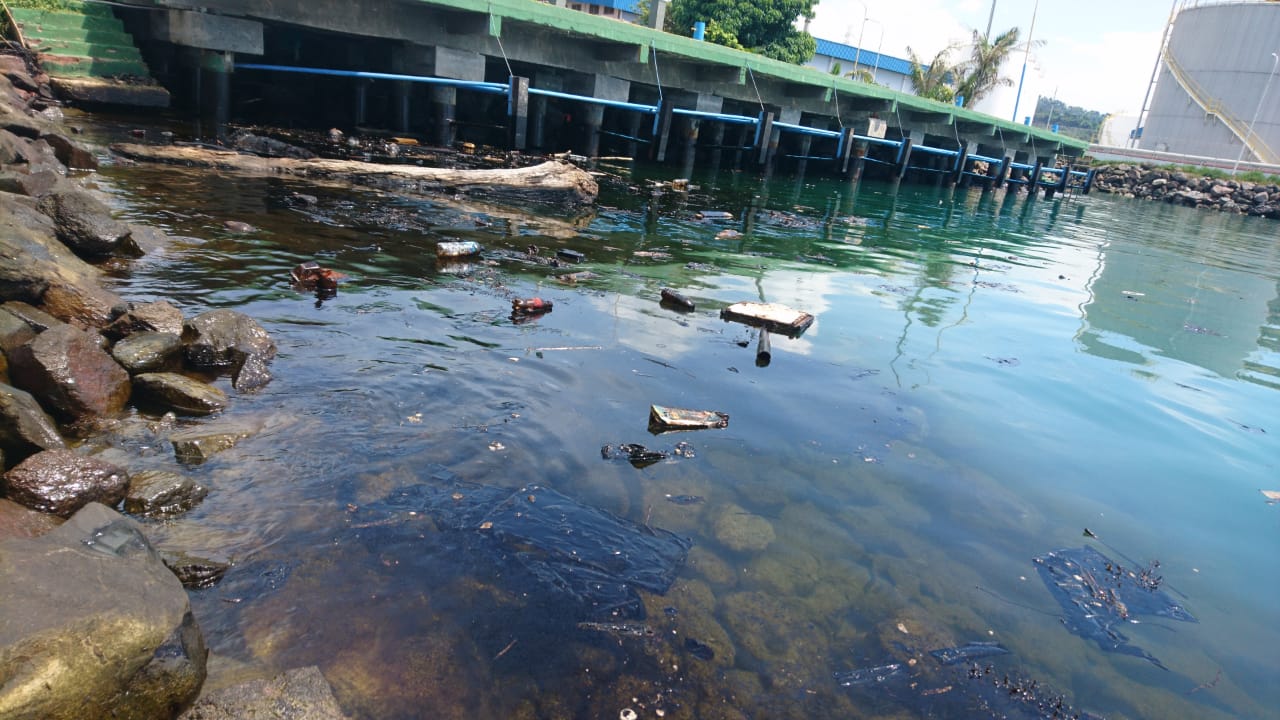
720,302,814,337
649,405,729,432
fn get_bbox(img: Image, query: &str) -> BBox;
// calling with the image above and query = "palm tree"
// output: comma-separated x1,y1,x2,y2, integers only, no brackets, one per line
954,28,1020,108
907,46,957,104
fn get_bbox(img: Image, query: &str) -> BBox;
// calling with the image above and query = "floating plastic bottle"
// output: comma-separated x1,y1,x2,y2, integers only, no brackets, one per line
659,288,695,311
436,240,481,258
511,297,553,315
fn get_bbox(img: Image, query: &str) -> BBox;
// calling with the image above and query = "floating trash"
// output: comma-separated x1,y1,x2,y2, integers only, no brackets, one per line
720,301,814,338
659,288,696,312
1034,545,1196,670
648,405,729,432
436,240,481,258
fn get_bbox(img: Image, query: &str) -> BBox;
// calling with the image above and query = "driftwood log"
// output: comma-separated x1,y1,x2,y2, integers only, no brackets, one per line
109,143,599,205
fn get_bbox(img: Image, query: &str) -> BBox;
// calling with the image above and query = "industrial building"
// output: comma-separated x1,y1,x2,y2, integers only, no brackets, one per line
1138,0,1280,164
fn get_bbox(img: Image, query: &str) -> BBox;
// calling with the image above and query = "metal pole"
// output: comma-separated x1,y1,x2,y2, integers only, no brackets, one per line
869,20,884,81
1132,0,1179,148
1233,51,1280,173
853,4,867,76
1011,0,1039,123
985,0,997,42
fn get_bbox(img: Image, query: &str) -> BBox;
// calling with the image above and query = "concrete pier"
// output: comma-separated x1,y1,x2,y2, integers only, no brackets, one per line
121,0,1087,184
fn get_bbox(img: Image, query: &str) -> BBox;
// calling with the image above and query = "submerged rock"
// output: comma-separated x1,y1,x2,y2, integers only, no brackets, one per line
160,549,230,589
170,423,257,464
2,448,128,517
111,331,183,374
124,469,208,517
712,503,775,552
7,323,131,421
183,309,276,370
132,373,228,415
178,666,348,720
0,503,207,719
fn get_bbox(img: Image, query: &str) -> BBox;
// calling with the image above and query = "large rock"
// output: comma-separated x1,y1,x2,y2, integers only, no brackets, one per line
183,309,276,370
7,324,131,421
0,503,207,719
132,373,227,415
0,382,65,468
0,168,60,198
123,469,207,517
2,448,128,517
40,132,97,171
0,497,61,541
0,193,125,327
0,306,37,353
111,332,183,374
179,666,347,720
104,300,184,341
37,188,140,258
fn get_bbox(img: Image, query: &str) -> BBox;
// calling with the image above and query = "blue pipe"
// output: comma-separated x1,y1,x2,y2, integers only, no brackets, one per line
527,87,657,113
672,108,758,125
910,144,959,158
237,63,508,93
772,121,841,139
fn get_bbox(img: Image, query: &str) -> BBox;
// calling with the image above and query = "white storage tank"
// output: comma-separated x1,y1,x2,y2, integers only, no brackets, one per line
1139,1,1280,163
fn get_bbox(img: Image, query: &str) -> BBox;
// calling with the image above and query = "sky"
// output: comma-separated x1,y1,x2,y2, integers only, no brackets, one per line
805,0,1176,115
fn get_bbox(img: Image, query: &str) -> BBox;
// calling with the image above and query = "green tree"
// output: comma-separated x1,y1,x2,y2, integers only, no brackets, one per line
953,28,1021,108
906,45,957,104
666,0,817,64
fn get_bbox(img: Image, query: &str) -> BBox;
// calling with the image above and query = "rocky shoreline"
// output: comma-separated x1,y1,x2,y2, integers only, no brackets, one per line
0,51,348,718
1090,163,1280,219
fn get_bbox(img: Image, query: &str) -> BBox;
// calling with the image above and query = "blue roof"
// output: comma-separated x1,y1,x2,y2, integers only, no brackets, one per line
591,0,641,12
814,38,915,76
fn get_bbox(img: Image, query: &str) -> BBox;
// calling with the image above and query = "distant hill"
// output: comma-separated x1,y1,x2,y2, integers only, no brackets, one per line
1033,97,1106,143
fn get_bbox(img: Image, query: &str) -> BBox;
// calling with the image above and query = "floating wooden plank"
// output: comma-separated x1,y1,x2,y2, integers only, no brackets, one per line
109,143,599,206
719,302,814,337
649,405,729,432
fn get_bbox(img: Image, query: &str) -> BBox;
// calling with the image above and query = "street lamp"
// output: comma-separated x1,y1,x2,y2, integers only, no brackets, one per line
849,1,870,75
867,19,885,82
1233,50,1279,174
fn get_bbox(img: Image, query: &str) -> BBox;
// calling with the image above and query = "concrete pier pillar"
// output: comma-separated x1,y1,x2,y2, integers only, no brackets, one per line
707,121,726,174
198,50,232,139
529,94,548,149
582,103,605,158
681,117,700,177
508,76,529,150
650,100,674,162
428,85,456,145
626,112,643,158
354,80,369,127
396,81,413,135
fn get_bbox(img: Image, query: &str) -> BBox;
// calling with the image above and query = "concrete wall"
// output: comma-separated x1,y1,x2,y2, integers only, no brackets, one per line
1141,2,1280,162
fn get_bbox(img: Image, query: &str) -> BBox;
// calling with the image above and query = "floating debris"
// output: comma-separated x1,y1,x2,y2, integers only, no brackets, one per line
577,621,656,638
601,443,668,468
649,405,729,432
1183,324,1223,337
557,248,586,263
720,301,814,338
929,641,1009,665
835,661,906,687
436,240,481,258
664,494,704,505
695,210,734,221
715,229,742,240
1034,545,1196,669
558,270,597,284
1261,490,1280,505
511,297,553,315
660,288,696,312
